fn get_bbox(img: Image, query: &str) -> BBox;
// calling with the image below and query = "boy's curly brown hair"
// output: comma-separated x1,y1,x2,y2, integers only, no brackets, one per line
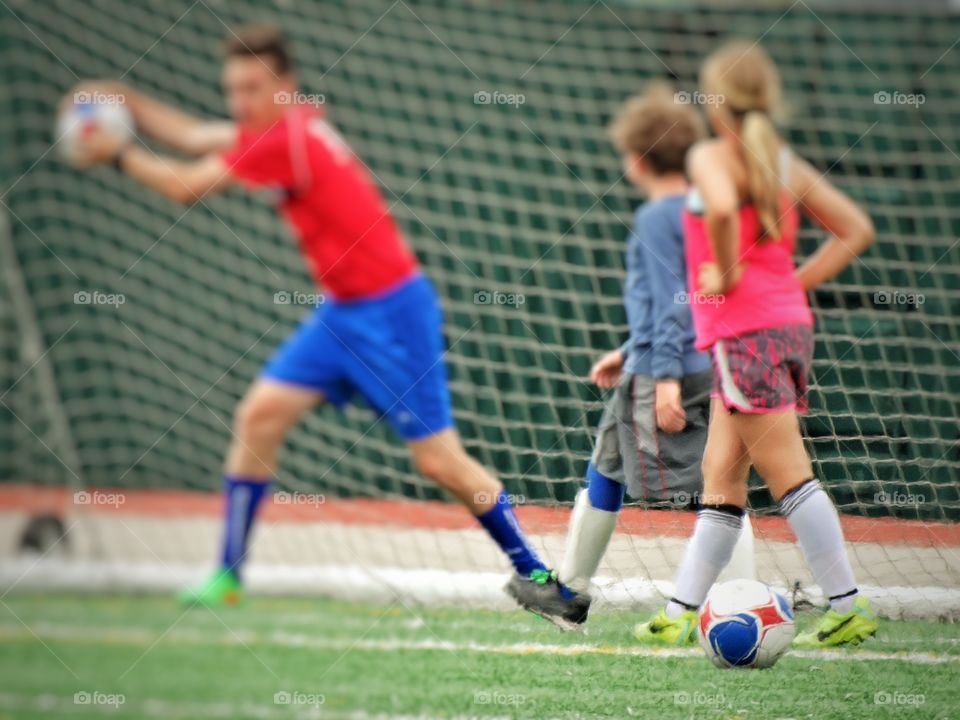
608,83,705,175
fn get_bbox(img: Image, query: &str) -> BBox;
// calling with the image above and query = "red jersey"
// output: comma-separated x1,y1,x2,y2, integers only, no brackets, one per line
221,106,418,300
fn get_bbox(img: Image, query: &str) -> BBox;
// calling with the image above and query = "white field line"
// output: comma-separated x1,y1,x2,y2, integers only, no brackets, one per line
1,622,958,665
0,692,508,720
5,560,960,620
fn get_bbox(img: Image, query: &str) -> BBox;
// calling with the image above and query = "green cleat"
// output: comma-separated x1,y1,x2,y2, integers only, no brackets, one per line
633,608,698,646
794,596,878,648
176,568,243,607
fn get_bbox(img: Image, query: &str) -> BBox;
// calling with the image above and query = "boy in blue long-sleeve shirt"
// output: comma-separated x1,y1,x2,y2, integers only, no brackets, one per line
508,84,753,630
616,195,711,438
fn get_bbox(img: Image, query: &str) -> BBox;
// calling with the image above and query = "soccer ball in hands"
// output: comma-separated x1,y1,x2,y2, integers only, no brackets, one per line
56,93,134,166
699,579,795,669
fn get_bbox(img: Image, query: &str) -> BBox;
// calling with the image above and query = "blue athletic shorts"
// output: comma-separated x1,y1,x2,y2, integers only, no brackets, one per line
262,273,454,441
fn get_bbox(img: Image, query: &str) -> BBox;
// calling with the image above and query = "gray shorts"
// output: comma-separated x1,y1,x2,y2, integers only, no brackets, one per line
590,370,712,503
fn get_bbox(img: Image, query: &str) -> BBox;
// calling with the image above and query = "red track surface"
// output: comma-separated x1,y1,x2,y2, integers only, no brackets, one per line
2,484,957,547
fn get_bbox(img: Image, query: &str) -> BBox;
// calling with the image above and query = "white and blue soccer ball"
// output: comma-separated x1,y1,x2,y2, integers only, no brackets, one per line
56,94,134,166
698,579,795,669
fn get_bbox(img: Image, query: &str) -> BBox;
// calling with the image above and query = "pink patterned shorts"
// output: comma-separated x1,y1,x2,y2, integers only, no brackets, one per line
710,324,814,414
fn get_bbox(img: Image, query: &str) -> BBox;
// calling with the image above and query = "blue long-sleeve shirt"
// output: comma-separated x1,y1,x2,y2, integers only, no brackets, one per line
620,195,710,379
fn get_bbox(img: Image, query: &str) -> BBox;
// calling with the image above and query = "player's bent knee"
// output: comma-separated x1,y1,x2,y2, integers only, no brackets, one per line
701,453,745,486
233,396,296,443
408,430,470,484
749,446,811,488
414,450,451,484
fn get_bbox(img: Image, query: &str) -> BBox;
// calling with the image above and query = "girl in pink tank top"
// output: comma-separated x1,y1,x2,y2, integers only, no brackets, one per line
683,151,812,354
632,41,879,651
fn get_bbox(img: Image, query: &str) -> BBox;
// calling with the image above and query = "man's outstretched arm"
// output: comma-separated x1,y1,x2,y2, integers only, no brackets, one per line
115,148,233,205
68,80,236,156
73,121,234,205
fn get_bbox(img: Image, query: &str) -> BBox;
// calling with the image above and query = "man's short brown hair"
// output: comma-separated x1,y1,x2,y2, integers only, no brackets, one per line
608,83,705,175
223,24,292,74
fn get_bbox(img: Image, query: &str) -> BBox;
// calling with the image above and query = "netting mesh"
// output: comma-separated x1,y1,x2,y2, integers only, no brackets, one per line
1,0,959,536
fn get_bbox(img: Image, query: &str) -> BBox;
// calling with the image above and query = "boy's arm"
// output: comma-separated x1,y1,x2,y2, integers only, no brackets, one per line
635,206,689,433
68,81,236,156
75,126,233,204
634,208,687,381
117,147,233,204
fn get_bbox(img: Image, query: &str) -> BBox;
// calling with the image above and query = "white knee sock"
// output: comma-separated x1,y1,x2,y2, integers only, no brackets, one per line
781,479,858,613
717,513,756,582
558,489,619,594
666,507,744,618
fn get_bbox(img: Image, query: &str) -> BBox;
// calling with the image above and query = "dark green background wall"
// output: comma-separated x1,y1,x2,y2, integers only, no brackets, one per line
1,1,958,520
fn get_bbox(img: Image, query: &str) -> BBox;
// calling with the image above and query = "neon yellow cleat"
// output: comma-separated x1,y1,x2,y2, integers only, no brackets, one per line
794,596,878,648
633,608,698,646
176,568,243,607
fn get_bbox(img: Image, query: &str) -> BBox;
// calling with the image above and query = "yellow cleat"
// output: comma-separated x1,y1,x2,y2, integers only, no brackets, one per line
794,596,878,648
633,608,698,646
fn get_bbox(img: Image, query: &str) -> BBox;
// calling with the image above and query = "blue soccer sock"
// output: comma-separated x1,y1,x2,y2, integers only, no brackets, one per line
220,475,271,579
476,490,547,577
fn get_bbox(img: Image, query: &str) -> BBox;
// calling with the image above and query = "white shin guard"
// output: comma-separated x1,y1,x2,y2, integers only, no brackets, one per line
558,489,619,594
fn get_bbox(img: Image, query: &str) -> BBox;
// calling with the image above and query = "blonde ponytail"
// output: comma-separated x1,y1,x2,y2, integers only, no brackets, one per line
701,40,784,240
740,110,781,240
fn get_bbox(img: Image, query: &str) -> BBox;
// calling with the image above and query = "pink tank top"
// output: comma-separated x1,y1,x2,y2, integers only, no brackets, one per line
682,149,813,351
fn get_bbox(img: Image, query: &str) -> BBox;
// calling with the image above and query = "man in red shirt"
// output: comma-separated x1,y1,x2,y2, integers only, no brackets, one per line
70,25,572,614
